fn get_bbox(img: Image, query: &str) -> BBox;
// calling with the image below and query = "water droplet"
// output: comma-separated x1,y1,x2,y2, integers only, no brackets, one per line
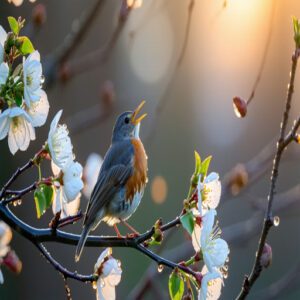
92,281,97,290
41,75,45,84
223,265,229,272
223,271,228,279
117,260,121,268
17,199,22,206
273,216,280,227
225,257,230,263
157,264,164,273
13,201,18,207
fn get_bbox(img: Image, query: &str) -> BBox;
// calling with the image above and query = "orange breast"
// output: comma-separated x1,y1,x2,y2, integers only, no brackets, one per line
126,139,148,202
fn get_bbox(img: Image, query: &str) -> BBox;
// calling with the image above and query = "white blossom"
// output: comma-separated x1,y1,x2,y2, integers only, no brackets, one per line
0,221,12,284
0,26,7,64
83,153,103,198
94,248,122,300
0,63,9,87
52,161,83,218
197,173,221,216
47,110,73,170
23,50,43,107
0,107,35,155
198,266,223,300
193,210,229,273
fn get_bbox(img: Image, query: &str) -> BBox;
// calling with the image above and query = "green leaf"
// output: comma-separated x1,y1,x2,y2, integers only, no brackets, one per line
15,91,23,107
194,151,201,175
169,270,184,300
8,16,19,35
199,155,212,180
180,211,195,235
293,16,300,48
34,184,54,218
17,36,35,55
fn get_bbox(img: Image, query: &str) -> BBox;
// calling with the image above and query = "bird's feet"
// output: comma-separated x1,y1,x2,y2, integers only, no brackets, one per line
119,219,140,235
113,224,125,238
126,232,139,238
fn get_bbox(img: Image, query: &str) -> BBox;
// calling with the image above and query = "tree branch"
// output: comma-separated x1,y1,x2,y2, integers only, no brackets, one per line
35,242,97,282
236,48,299,300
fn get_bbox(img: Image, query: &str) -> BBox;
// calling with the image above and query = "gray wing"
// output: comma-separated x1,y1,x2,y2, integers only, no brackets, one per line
83,141,134,227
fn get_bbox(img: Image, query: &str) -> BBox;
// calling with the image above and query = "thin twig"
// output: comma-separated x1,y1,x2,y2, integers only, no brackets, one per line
63,0,136,80
246,0,277,105
2,182,37,205
44,0,105,86
36,242,97,282
177,0,195,67
0,159,35,199
236,48,299,300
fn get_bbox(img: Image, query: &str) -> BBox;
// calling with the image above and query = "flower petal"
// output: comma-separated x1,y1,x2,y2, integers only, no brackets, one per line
63,161,84,201
61,192,80,218
94,248,112,272
201,209,216,247
0,26,7,46
0,63,9,85
83,153,103,198
0,110,10,140
192,224,201,252
205,238,229,270
199,267,223,300
27,90,49,127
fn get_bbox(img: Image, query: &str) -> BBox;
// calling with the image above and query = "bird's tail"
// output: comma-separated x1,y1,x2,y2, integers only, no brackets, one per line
75,226,90,262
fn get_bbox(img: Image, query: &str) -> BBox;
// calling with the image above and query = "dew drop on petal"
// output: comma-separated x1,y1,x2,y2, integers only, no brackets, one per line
41,75,45,84
92,281,97,290
273,216,280,227
157,264,164,273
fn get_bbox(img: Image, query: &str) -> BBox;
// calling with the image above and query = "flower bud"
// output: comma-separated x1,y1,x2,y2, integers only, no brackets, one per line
100,80,115,108
233,96,247,118
228,163,248,196
32,4,47,27
194,272,203,286
58,63,71,83
260,243,272,268
3,250,22,274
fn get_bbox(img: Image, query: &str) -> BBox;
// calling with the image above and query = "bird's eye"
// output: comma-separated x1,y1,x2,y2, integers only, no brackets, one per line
124,117,130,124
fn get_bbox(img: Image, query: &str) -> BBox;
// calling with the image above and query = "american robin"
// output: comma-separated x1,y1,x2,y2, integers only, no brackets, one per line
75,101,148,261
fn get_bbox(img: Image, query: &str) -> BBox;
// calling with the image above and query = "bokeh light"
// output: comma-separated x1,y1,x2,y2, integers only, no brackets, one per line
151,175,168,204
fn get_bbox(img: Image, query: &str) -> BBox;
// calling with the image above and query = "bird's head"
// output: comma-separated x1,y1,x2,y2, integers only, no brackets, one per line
112,101,147,143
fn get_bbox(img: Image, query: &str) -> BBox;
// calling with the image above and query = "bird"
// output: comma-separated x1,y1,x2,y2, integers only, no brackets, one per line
75,101,148,262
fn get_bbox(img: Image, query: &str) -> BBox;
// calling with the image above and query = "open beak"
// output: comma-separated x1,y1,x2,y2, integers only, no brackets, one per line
131,100,147,125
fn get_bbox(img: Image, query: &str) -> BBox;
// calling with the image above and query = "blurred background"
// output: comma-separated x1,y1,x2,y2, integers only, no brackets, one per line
1,0,300,299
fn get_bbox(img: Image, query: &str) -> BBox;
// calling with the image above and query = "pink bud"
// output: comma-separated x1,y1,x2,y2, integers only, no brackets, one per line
32,4,47,26
233,97,247,118
59,63,71,83
3,250,22,274
194,272,203,285
260,243,272,268
100,80,115,107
